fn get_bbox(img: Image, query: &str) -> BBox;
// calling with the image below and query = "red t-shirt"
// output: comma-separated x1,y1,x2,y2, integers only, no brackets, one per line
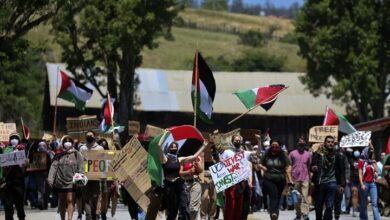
357,159,376,183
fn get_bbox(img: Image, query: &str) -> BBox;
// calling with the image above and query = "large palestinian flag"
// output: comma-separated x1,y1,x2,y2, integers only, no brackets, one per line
147,125,204,186
58,70,93,111
323,107,356,134
234,84,287,111
191,51,216,124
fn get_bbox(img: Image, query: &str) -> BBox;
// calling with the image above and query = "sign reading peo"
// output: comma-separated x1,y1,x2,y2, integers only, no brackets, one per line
0,150,26,167
309,126,338,143
81,151,116,180
340,131,372,148
0,123,17,142
209,151,251,193
110,137,151,212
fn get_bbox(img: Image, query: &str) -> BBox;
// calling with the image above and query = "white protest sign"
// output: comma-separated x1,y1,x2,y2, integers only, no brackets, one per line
0,150,26,167
340,131,372,148
209,151,251,193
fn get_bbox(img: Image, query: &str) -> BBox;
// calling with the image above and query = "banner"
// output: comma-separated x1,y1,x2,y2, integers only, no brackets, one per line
340,131,372,148
128,121,140,136
309,126,338,143
110,137,151,211
0,150,26,167
144,125,164,138
0,123,17,142
26,152,48,171
209,151,251,193
67,115,100,141
81,151,116,180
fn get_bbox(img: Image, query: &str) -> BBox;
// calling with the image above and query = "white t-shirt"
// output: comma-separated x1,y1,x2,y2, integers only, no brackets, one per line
79,143,104,152
219,149,251,161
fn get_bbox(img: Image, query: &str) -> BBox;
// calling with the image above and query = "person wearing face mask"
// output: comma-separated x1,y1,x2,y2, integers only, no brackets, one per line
358,145,381,220
288,137,311,220
47,135,83,220
310,136,345,220
343,147,360,217
79,131,104,220
259,139,292,220
157,130,207,220
2,133,26,220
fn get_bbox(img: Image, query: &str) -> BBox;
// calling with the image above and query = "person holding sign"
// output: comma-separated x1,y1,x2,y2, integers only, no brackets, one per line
47,135,84,220
358,146,381,220
310,136,345,220
157,130,207,220
1,133,26,220
259,139,292,220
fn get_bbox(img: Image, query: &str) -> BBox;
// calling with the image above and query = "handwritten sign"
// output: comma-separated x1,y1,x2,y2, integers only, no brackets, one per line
128,121,140,136
309,126,338,143
66,115,100,132
111,137,151,211
144,125,164,138
209,151,251,193
26,152,48,171
0,150,26,167
81,151,116,180
0,123,17,142
340,131,372,148
42,133,55,142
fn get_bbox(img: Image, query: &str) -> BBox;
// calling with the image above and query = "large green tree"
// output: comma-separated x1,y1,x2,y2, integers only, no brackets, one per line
295,0,390,121
52,0,178,128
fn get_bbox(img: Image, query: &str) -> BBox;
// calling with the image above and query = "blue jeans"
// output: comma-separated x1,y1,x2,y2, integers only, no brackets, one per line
315,181,337,220
359,182,381,220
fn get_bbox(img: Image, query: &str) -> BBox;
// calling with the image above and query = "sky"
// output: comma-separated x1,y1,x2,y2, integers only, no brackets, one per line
243,0,304,7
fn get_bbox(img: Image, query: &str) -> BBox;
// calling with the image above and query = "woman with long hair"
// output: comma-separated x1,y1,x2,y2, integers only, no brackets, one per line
259,139,293,220
47,135,83,220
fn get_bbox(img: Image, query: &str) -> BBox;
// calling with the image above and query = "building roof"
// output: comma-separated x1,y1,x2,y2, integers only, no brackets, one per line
355,117,390,132
47,63,346,116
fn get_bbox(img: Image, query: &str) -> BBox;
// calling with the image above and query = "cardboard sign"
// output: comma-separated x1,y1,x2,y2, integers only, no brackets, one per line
309,126,338,143
66,115,100,132
210,128,241,152
0,123,17,142
340,131,372,148
0,150,26,167
144,125,164,138
110,137,151,211
81,151,116,180
209,151,251,193
26,152,48,171
42,133,55,142
128,121,140,136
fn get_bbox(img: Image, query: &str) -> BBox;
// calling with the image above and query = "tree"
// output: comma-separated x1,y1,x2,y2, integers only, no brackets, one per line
295,0,390,121
202,0,228,11
230,0,244,13
52,0,178,129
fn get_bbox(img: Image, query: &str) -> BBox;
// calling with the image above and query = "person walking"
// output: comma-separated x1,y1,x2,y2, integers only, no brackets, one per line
288,137,311,220
47,135,84,220
259,139,293,220
311,136,345,220
200,143,218,220
358,146,381,220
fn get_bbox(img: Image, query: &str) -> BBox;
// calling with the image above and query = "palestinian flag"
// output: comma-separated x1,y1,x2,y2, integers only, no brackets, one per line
191,51,216,124
385,136,390,155
58,70,93,111
323,107,356,134
147,125,204,186
234,84,287,111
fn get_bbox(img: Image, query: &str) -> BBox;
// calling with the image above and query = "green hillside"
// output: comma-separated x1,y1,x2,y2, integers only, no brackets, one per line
25,9,306,72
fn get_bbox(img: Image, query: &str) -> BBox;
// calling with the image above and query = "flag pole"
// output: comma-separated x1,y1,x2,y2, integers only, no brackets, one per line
108,93,116,145
53,67,60,135
193,50,199,128
227,87,288,125
20,117,26,139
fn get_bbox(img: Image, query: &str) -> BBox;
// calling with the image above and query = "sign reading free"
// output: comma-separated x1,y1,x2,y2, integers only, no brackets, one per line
81,150,116,180
209,151,251,193
309,126,338,143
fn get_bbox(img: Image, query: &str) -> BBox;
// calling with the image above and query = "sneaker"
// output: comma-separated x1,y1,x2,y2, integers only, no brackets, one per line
294,216,301,220
303,215,309,220
77,214,82,220
271,213,278,220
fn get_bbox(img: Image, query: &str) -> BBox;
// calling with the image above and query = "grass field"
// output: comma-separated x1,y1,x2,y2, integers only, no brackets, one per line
25,9,305,72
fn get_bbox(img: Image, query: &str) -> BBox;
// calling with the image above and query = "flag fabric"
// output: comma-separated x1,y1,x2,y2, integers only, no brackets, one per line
323,107,356,134
22,124,30,140
234,84,287,111
147,125,204,186
386,136,390,155
191,51,216,124
99,96,124,133
57,70,93,111
103,94,114,126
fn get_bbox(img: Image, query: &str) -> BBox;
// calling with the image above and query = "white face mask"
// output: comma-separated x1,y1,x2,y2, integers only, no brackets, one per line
38,142,47,152
10,139,19,147
63,142,72,150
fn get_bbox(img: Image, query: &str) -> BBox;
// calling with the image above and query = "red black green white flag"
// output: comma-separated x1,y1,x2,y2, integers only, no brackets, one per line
323,106,356,134
57,70,93,111
191,51,216,124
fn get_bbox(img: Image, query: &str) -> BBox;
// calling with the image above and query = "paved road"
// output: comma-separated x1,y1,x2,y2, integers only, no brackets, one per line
2,206,390,220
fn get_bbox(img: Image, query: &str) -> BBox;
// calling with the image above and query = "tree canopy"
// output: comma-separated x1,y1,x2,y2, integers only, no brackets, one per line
295,0,390,121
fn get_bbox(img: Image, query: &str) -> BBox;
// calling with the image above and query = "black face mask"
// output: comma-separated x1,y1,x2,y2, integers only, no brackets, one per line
169,149,178,155
233,142,241,148
86,136,95,143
